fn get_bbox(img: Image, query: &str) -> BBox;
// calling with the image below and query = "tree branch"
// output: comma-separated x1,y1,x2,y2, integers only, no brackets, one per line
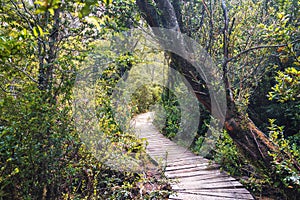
171,0,184,32
226,39,300,63
136,0,161,27
13,65,38,84
221,0,234,107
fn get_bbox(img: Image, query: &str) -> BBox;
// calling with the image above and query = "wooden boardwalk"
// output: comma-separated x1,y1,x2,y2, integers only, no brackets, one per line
133,112,254,200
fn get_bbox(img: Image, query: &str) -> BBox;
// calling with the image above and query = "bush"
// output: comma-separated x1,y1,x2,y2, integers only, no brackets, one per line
131,84,162,114
268,119,300,198
211,120,300,199
153,87,181,139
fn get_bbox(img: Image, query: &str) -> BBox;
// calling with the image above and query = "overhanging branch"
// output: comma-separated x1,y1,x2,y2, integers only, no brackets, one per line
226,39,300,63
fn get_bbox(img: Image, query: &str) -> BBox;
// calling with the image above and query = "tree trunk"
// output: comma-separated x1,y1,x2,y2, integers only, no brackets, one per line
136,0,300,173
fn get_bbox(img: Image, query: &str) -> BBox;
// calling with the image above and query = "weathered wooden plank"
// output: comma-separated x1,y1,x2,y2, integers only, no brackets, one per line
174,176,238,186
172,180,243,190
174,173,233,182
187,188,253,194
166,154,203,160
148,155,198,163
170,191,253,200
165,169,222,177
184,190,254,199
166,163,220,171
167,157,209,164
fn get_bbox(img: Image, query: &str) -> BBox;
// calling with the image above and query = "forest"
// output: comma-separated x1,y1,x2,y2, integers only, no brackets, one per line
0,0,299,199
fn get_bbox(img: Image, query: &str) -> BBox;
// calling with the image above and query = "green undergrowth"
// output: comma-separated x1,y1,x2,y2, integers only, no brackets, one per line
0,86,172,200
0,41,173,199
213,124,300,199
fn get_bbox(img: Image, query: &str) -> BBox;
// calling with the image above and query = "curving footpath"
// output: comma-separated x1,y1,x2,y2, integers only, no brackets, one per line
133,112,254,200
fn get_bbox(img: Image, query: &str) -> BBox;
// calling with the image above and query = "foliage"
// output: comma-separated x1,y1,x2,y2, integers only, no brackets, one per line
212,119,300,198
91,42,146,160
248,0,300,137
142,0,300,198
1,0,300,198
213,130,246,176
268,67,300,103
0,88,83,199
232,119,300,199
153,88,181,139
89,38,172,199
131,84,162,114
268,119,300,196
153,85,211,151
0,0,172,199
0,0,88,198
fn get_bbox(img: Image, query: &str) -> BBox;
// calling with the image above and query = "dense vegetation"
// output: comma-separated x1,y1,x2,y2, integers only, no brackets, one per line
0,1,171,199
0,0,299,199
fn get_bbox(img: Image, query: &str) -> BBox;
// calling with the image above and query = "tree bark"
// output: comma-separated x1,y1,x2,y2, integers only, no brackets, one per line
136,0,300,173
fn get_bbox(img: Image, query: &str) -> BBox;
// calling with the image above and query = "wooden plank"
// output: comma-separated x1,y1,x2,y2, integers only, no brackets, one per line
172,180,243,189
168,154,200,161
187,188,253,194
165,170,224,179
173,173,234,183
166,163,220,171
184,191,253,199
167,157,209,164
170,192,253,200
166,168,221,175
171,183,244,191
175,176,238,185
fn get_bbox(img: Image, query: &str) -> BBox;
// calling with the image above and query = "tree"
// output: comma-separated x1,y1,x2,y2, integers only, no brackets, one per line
0,0,98,198
0,0,173,199
136,0,300,194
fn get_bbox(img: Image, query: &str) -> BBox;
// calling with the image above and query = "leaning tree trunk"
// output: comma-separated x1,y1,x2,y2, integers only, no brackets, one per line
136,0,300,174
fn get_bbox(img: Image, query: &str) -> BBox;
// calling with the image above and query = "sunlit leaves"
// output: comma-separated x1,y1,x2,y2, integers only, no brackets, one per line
104,0,113,5
268,119,300,190
32,25,44,37
268,67,300,102
79,0,99,18
34,0,61,14
85,16,102,30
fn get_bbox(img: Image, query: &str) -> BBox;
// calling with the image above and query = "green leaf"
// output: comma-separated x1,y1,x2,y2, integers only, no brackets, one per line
49,8,55,16
277,12,284,19
86,16,101,31
32,27,38,37
80,4,91,18
32,25,44,37
104,0,113,5
34,1,45,6
37,25,44,37
13,167,19,174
